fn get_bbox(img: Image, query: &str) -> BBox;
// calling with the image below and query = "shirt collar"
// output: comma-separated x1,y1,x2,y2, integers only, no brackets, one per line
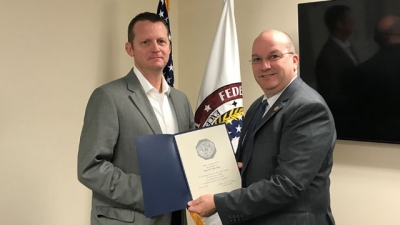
331,36,351,48
133,67,171,95
263,75,297,106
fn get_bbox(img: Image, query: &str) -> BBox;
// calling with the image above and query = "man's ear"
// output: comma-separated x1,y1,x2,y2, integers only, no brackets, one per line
292,54,299,64
125,42,134,57
292,54,299,72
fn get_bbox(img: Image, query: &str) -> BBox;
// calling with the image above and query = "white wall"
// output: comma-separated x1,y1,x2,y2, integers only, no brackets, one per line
0,0,178,224
1,0,399,225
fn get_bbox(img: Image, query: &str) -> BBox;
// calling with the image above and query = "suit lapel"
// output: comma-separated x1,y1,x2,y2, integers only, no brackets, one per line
329,38,358,66
235,97,262,161
241,77,303,174
169,89,186,132
125,70,163,134
261,77,302,128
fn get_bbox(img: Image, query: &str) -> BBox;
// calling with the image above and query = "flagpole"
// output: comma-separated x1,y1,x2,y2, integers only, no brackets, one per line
194,1,243,224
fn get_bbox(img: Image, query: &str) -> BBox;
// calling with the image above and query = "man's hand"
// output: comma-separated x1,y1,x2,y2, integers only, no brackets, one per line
237,162,243,169
187,194,217,217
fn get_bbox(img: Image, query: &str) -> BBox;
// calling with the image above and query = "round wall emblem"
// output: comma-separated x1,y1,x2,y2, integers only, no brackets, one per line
194,83,244,151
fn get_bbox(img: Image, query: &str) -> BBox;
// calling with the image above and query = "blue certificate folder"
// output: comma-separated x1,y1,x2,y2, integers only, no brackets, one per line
134,132,192,218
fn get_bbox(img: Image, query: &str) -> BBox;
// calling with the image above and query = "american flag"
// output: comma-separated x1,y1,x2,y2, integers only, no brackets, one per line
157,0,174,87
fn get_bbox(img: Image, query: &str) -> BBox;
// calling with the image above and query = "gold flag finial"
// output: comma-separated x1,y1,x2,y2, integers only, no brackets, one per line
165,0,170,12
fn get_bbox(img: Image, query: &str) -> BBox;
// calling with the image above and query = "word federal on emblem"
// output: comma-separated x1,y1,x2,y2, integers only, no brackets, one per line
196,139,217,160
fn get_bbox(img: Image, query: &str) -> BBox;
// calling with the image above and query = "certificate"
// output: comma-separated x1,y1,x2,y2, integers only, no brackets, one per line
134,124,241,218
174,124,241,199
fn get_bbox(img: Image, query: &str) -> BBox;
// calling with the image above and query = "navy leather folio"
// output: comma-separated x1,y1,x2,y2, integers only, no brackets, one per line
135,134,192,218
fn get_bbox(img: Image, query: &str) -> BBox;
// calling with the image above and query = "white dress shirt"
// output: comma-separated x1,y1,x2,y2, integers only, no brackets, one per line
332,37,358,65
261,75,298,116
134,67,179,134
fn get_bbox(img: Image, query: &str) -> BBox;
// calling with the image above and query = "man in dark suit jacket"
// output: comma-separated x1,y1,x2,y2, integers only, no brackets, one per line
315,4,358,138
187,30,336,225
77,12,194,225
354,15,400,142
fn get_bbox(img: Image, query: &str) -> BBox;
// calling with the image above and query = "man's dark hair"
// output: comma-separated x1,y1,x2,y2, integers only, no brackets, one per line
324,5,351,33
127,12,168,43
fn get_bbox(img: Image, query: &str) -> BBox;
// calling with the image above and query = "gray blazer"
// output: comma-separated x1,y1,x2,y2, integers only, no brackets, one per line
78,70,194,225
215,77,336,225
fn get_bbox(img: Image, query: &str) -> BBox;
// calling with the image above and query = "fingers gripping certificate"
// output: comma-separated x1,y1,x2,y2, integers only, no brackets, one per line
134,124,241,218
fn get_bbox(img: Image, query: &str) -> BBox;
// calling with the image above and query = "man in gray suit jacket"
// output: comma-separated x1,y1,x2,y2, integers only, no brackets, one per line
78,12,194,225
187,30,336,225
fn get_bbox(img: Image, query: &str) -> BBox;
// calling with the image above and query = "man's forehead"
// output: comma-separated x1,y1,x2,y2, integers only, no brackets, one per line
133,21,168,31
252,50,282,57
252,43,286,55
133,22,168,37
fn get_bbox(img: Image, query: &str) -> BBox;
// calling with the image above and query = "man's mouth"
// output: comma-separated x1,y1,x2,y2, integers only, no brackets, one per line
149,56,163,60
260,73,275,78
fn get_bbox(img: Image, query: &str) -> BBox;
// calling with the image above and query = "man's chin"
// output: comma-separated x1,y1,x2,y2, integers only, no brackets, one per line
147,65,166,72
149,61,167,68
149,62,163,66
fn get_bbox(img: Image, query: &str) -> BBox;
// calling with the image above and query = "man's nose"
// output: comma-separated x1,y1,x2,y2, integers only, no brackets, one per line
151,41,161,52
260,58,272,69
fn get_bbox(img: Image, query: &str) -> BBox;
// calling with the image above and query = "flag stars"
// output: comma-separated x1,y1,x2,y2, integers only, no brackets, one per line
204,105,211,112
232,101,237,107
158,0,174,87
236,124,242,133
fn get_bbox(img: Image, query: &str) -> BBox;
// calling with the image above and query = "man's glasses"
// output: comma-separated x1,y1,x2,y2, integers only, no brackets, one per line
250,52,294,64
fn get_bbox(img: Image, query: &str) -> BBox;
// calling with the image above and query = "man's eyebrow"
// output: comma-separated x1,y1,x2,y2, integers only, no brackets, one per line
268,50,280,54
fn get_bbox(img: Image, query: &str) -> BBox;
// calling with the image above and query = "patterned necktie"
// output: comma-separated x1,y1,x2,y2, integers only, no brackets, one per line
239,100,268,161
248,100,268,133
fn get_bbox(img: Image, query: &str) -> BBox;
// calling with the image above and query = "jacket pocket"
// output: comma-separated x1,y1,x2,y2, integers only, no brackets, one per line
96,206,135,222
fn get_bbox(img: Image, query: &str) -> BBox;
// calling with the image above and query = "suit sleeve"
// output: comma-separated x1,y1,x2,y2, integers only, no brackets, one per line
214,100,335,223
185,94,195,130
77,87,145,209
